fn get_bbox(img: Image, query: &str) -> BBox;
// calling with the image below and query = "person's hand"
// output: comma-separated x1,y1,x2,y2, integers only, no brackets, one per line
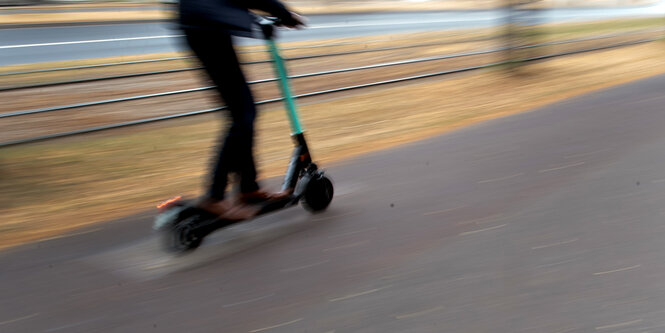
279,12,307,29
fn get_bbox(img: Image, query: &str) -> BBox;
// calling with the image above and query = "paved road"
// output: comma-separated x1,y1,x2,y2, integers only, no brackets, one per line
1,4,665,66
0,5,165,14
0,6,165,14
2,74,665,332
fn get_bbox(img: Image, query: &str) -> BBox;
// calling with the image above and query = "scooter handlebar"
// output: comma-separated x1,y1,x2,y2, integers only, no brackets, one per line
257,16,280,40
256,12,307,39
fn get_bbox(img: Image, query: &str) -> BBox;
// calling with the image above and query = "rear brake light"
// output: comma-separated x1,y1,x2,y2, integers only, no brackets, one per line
156,196,182,211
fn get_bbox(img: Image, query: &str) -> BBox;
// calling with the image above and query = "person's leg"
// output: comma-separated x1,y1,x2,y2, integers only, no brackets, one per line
184,29,260,200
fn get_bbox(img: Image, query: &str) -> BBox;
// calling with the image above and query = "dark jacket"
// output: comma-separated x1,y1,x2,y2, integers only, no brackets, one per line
179,0,292,37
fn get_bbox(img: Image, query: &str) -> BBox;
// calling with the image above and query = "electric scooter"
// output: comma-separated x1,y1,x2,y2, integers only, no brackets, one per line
153,19,334,253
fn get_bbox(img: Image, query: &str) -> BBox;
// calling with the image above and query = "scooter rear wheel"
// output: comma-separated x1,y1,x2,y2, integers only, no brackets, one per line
163,214,203,252
302,175,334,212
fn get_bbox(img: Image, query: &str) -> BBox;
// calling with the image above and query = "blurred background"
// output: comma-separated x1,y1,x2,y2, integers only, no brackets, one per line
2,0,665,332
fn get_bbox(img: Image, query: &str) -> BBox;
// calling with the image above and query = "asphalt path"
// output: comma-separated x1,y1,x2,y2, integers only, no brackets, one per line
3,74,665,332
0,6,165,14
1,4,665,66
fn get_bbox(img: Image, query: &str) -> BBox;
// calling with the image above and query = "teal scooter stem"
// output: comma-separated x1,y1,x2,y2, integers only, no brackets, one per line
259,20,317,192
266,37,304,135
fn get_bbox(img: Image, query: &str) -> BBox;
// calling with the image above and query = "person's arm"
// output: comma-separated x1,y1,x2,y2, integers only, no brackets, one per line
241,0,305,27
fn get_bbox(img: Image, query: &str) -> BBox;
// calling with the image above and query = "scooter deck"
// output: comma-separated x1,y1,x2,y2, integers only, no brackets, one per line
169,195,299,238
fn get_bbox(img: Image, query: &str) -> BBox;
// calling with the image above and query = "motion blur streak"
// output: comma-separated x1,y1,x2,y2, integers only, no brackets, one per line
2,0,665,332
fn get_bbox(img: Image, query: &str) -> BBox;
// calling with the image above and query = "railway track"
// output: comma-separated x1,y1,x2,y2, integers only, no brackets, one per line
0,32,490,91
0,28,657,91
0,28,661,148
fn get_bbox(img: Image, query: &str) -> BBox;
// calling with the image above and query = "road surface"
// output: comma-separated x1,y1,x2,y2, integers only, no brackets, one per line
1,4,664,66
2,73,665,332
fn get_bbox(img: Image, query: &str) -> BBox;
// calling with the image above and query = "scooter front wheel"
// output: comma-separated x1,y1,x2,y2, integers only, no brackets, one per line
302,175,334,213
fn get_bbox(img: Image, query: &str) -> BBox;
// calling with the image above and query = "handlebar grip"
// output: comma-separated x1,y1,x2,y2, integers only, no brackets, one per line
257,16,280,40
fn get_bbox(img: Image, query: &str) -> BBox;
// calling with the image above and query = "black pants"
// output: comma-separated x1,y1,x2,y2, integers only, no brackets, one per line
184,28,259,200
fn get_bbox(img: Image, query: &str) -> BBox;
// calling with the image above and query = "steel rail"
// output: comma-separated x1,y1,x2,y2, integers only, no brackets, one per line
0,68,204,92
3,28,660,118
0,38,490,92
0,37,659,148
0,56,193,77
0,32,476,77
0,48,503,118
242,39,483,64
2,28,659,92
0,41,401,77
1,26,657,78
3,28,660,119
0,36,439,77
254,31,471,51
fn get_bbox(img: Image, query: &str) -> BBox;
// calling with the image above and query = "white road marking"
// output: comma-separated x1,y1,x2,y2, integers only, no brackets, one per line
329,183,364,197
38,228,103,242
395,305,444,319
595,319,643,330
311,210,359,222
323,241,368,252
594,264,641,276
477,173,524,184
600,296,649,309
423,206,466,216
459,224,507,236
0,313,39,326
327,227,376,239
551,328,576,333
531,238,579,250
652,178,665,183
1,18,488,49
223,294,275,308
280,260,330,273
564,148,610,159
523,325,564,332
329,287,386,302
44,317,104,332
634,323,665,330
456,213,516,226
0,35,182,49
249,318,303,333
535,258,578,269
539,161,585,173
143,261,172,271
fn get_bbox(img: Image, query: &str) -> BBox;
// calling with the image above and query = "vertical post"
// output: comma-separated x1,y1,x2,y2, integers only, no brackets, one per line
267,39,305,135
503,0,543,73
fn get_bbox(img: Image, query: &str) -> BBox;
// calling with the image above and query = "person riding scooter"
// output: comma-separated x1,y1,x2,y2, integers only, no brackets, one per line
178,0,306,220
